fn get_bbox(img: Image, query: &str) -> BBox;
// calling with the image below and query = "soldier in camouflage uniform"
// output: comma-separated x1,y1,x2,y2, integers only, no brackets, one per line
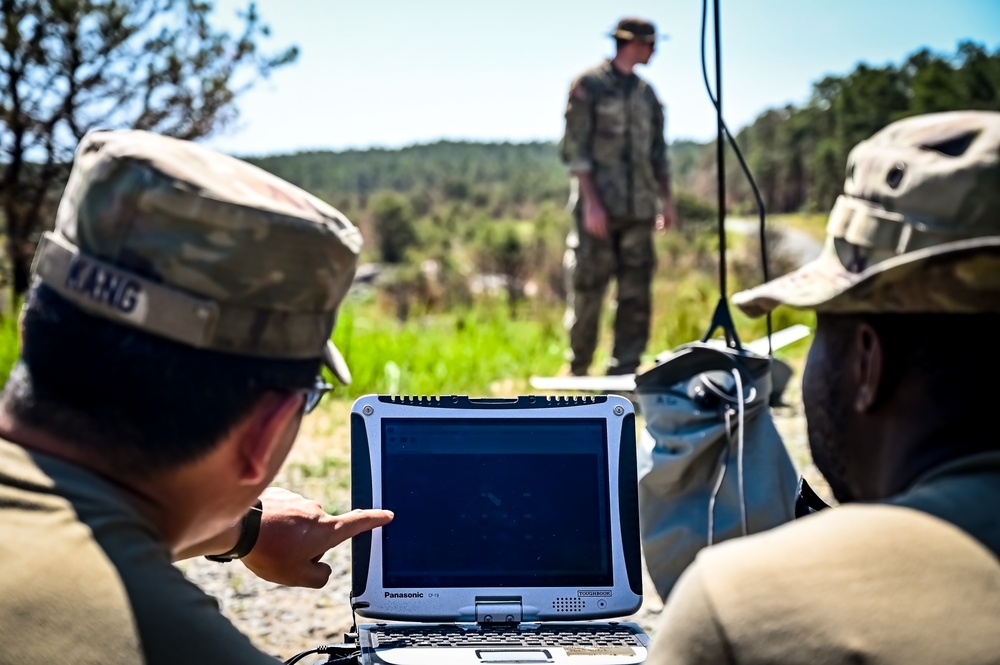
560,17,676,376
0,130,393,665
648,111,1000,664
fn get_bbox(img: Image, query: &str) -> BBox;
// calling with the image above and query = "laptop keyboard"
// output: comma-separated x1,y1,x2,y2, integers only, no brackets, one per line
368,624,643,649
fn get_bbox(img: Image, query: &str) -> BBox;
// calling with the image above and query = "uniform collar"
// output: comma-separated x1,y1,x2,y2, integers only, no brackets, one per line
602,59,639,85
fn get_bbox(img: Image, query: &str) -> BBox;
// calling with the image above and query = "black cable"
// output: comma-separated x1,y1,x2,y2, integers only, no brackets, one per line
284,645,361,665
349,595,359,635
283,647,321,664
700,0,774,355
710,0,727,300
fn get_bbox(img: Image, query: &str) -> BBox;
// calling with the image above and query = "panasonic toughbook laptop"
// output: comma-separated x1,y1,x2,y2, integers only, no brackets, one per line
350,395,649,665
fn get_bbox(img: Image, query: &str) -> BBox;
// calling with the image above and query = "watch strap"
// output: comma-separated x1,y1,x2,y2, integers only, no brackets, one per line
205,499,264,562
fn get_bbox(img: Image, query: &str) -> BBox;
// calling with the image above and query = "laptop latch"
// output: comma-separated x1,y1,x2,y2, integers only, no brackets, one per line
475,599,523,625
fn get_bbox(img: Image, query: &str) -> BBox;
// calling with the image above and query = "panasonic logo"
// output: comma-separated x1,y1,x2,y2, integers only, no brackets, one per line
577,590,612,597
385,592,424,599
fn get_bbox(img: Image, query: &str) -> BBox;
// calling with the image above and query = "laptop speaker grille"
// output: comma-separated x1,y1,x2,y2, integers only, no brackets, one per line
552,597,586,611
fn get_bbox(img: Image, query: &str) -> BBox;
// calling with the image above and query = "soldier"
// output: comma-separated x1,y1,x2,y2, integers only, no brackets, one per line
647,110,1000,664
0,130,394,664
560,16,676,377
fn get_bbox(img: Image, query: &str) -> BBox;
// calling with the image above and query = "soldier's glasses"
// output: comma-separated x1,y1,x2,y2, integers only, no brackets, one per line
302,376,332,415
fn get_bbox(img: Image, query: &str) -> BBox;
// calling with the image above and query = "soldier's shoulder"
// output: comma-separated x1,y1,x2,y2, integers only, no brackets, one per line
569,64,617,104
635,74,662,100
571,61,612,86
699,502,993,576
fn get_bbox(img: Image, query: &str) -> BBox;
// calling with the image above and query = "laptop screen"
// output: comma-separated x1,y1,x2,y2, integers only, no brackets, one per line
351,395,642,622
381,418,613,589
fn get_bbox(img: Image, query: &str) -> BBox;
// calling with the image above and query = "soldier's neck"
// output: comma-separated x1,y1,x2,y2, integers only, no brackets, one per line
610,55,636,76
0,408,199,551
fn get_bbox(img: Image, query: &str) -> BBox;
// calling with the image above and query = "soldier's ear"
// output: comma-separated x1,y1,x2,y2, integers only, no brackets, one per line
232,392,303,486
852,321,884,413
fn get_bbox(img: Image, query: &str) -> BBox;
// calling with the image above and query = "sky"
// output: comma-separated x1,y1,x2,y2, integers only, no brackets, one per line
203,0,1000,157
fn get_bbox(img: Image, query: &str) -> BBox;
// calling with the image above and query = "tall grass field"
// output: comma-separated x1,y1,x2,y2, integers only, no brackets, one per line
0,216,821,398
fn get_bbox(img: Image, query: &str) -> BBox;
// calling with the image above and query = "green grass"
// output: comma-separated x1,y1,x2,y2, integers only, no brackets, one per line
0,314,17,387
0,293,811,400
332,298,568,398
0,220,817,398
329,289,813,399
0,286,813,400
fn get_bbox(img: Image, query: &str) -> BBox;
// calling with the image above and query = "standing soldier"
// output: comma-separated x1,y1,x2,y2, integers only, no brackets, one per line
560,17,676,377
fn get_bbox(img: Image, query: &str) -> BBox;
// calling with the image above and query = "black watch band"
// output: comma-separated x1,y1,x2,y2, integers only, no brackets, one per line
205,499,263,562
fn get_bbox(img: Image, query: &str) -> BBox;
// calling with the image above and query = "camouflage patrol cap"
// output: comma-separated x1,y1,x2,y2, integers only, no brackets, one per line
30,129,362,384
734,110,1000,317
610,17,658,43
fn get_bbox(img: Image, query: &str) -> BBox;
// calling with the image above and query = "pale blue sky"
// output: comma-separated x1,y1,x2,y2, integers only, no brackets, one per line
203,0,1000,156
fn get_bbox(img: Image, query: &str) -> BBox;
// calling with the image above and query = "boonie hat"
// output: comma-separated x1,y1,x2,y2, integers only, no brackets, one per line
734,110,1000,316
610,17,658,43
30,130,362,384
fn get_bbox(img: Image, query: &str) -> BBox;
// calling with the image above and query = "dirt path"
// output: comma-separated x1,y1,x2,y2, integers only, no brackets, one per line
726,217,824,266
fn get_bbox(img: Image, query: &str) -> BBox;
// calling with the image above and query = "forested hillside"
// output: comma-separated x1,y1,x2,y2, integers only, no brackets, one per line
248,40,998,231
247,141,569,223
1,40,993,387
684,41,1000,214
4,41,989,314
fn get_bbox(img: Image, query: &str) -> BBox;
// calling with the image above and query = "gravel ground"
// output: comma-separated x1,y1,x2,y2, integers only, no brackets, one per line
178,373,828,663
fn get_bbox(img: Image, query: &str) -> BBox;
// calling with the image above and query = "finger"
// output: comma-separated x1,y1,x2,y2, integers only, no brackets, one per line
298,560,333,589
310,511,393,556
242,555,331,589
329,509,395,541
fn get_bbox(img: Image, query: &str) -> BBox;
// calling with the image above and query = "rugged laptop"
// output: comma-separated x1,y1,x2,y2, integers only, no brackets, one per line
350,394,649,665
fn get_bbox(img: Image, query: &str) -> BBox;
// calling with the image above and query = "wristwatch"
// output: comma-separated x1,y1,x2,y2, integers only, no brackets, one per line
205,499,264,562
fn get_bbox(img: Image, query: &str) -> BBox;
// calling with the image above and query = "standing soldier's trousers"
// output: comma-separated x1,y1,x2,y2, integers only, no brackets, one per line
564,213,656,375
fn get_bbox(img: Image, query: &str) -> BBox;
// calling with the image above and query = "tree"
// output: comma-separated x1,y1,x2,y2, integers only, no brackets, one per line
370,191,418,264
954,41,999,110
0,0,298,298
905,49,964,116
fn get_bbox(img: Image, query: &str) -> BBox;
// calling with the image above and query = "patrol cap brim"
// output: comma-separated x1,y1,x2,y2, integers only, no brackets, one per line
609,29,666,43
323,340,352,386
733,236,1000,317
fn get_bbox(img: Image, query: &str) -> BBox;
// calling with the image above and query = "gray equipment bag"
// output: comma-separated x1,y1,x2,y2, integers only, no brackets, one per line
634,343,799,600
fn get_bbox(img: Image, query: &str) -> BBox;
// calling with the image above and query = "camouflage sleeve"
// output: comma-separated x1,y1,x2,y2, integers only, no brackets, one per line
650,91,670,181
559,76,594,174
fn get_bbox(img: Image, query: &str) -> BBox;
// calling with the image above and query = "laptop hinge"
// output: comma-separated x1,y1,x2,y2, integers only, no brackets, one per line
475,599,523,625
